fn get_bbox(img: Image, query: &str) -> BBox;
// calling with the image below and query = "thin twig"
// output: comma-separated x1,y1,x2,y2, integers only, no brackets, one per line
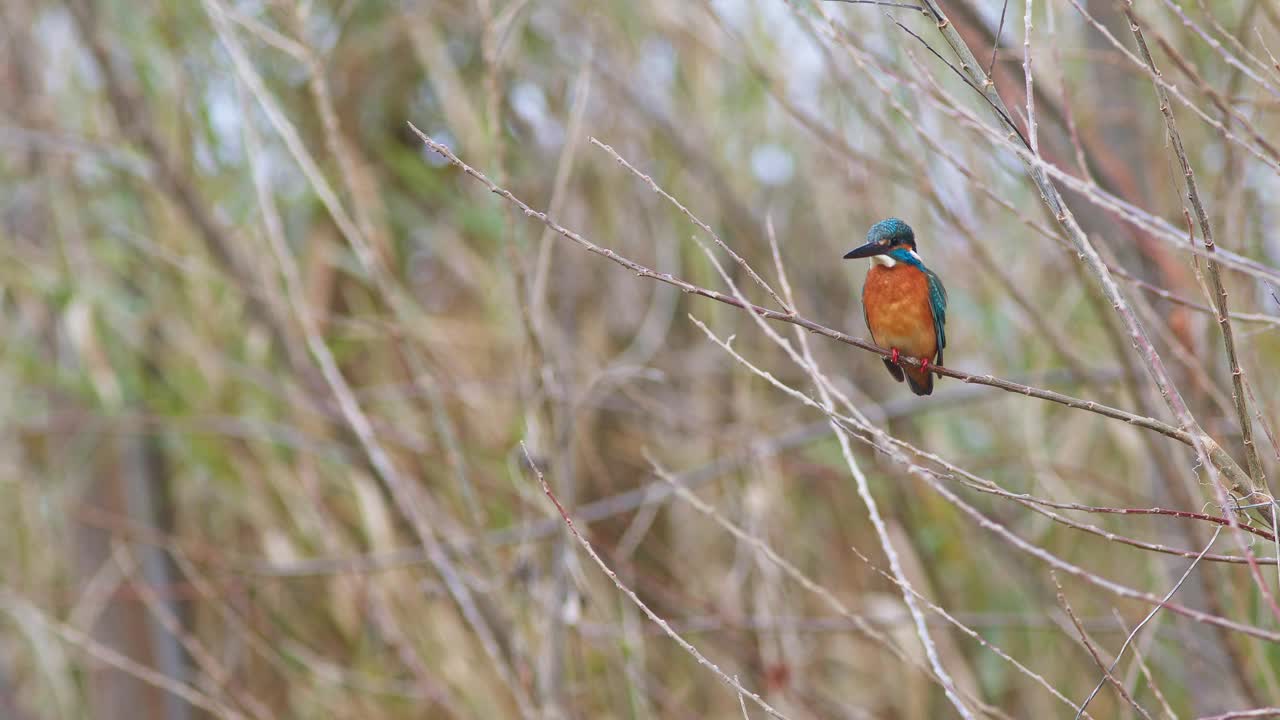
1054,574,1154,720
522,444,792,720
591,138,792,313
1111,610,1179,720
1198,709,1280,720
849,546,1095,718
988,0,1010,81
1075,526,1223,719
823,0,927,11
888,19,1031,150
1023,0,1038,154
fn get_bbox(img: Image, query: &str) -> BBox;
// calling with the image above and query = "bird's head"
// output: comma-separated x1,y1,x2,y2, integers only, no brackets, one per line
843,218,918,266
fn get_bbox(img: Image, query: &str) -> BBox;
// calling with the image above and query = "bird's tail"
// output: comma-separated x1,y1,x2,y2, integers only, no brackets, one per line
904,366,934,396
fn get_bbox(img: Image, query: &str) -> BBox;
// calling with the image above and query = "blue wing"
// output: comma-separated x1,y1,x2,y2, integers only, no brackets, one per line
923,267,947,365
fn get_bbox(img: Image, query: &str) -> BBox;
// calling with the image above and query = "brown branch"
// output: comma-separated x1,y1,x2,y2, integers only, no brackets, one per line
915,470,1280,642
409,124,1205,448
1065,506,1273,543
1119,6,1280,630
1113,264,1280,328
936,472,1277,564
1121,4,1266,493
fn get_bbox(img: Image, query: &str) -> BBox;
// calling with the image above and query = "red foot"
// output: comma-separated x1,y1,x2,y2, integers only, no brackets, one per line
921,358,931,373
890,348,900,364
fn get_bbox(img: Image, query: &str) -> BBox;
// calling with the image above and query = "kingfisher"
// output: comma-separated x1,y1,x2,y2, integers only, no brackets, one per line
843,218,947,396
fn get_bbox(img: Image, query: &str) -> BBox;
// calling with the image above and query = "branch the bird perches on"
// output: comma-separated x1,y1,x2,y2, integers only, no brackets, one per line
409,122,1252,493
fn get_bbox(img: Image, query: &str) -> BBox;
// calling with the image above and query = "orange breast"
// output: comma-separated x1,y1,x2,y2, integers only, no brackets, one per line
862,263,937,361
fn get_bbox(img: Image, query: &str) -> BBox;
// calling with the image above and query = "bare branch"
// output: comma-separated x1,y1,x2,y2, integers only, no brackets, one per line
1120,4,1266,492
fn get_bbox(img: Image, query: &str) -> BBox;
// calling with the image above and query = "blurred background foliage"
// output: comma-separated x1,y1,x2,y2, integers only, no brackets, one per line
2,0,1280,717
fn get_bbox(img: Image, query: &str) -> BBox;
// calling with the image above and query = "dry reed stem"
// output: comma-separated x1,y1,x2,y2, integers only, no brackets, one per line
217,7,532,710
0,591,249,720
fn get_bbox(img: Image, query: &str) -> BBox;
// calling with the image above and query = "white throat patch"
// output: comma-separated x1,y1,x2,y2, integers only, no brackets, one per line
870,250,921,268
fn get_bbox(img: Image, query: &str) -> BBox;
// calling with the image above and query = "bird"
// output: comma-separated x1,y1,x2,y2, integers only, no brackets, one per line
843,218,947,396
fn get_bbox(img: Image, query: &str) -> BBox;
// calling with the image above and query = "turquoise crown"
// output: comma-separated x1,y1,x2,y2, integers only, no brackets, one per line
867,218,915,245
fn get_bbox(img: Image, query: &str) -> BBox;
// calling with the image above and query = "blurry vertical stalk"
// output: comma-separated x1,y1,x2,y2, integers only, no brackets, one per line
118,417,193,720
55,2,196,717
2,0,1280,717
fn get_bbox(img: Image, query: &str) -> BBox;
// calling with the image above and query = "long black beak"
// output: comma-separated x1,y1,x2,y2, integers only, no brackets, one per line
843,241,888,260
